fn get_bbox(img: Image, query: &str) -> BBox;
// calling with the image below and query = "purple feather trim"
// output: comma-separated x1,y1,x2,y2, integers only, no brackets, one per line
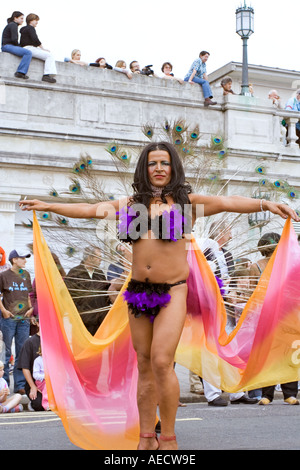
215,276,226,297
123,290,171,309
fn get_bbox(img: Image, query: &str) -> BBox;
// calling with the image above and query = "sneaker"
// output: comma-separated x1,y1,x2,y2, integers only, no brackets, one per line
284,397,299,405
42,75,56,83
14,72,29,79
258,398,271,405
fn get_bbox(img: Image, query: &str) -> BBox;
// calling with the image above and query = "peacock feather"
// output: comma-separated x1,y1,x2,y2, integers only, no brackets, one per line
20,117,299,331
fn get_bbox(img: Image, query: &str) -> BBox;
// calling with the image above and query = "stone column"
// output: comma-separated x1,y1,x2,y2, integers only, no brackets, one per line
0,195,21,255
286,116,299,148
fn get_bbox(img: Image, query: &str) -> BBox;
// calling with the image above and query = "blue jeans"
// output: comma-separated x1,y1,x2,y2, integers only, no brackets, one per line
184,75,213,99
0,317,30,391
1,44,32,74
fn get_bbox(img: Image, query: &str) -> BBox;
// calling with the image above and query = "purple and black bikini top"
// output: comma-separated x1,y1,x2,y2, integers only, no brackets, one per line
117,204,191,243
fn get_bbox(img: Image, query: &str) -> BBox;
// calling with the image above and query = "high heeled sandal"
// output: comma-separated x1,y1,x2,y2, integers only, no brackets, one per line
138,432,159,450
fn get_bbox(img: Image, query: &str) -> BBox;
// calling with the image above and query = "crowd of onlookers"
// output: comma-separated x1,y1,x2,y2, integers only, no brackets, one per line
0,242,131,413
2,10,300,135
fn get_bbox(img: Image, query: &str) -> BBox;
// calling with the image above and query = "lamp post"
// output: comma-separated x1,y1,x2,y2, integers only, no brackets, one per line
235,2,254,96
248,189,270,236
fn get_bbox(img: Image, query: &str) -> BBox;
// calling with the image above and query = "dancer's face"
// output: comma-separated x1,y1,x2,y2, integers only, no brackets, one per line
147,150,172,188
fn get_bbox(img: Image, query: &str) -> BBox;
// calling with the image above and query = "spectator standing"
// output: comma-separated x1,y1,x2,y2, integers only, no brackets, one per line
64,246,110,335
161,62,183,84
285,89,300,144
0,247,10,273
184,51,217,106
129,60,141,74
64,49,88,66
89,57,113,69
201,224,257,405
268,89,283,108
107,243,128,282
20,13,57,83
1,11,32,79
107,244,132,303
221,77,236,95
249,232,299,405
0,249,33,394
17,317,43,411
113,60,132,79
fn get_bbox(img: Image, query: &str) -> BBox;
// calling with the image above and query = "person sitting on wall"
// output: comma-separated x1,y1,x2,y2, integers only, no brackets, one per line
1,11,33,80
20,13,57,84
184,51,217,107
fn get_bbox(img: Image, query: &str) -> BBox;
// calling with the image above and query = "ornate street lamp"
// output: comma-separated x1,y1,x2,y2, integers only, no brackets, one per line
235,2,254,96
248,189,271,235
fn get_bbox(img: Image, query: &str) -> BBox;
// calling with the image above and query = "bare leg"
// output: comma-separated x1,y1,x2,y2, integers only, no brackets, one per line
151,284,187,450
128,314,158,450
1,393,22,411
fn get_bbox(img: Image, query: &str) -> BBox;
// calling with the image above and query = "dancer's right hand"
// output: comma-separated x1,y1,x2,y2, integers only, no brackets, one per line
19,199,49,212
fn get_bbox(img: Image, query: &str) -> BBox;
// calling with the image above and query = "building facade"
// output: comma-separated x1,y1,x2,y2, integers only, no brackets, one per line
0,53,299,274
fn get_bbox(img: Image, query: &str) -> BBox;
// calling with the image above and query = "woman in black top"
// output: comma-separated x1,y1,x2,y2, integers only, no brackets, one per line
1,11,32,79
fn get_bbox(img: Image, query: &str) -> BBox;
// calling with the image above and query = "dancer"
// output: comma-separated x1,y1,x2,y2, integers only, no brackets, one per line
19,142,299,450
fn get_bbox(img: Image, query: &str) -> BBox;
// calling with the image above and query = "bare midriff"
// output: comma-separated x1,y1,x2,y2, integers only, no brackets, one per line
131,236,190,284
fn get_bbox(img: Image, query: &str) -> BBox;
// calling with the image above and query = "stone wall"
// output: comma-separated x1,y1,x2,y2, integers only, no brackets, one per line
0,52,299,273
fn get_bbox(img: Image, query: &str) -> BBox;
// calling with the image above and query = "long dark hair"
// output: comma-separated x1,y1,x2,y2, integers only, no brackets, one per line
131,141,192,209
7,11,23,23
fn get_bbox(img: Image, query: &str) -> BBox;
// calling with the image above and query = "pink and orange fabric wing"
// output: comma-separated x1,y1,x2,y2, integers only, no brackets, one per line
33,212,300,450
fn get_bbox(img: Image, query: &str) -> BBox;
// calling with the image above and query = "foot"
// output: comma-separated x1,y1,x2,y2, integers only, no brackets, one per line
8,404,23,413
178,401,187,407
190,387,204,394
137,433,159,451
14,72,29,79
159,434,178,450
258,397,271,405
284,397,299,405
204,98,217,107
230,395,258,404
208,396,228,406
42,75,56,83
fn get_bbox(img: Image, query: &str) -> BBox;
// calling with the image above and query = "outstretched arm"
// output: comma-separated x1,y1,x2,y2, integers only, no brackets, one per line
189,194,300,221
19,197,129,220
